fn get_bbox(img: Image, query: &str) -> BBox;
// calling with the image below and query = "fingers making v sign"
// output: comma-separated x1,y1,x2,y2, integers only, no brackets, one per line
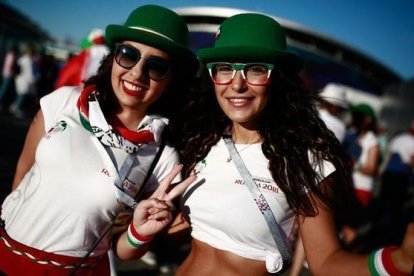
131,164,196,238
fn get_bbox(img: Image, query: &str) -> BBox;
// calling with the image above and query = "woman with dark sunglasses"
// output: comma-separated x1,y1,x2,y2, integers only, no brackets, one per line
170,13,414,275
0,5,197,275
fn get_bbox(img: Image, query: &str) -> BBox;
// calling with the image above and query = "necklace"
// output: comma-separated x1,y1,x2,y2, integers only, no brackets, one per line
226,138,262,162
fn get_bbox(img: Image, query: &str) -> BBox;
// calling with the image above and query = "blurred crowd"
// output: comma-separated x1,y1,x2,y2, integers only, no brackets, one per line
327,83,414,249
0,28,108,119
289,83,414,276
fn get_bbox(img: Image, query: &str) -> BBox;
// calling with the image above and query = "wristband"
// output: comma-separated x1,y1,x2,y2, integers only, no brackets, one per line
382,246,407,276
368,247,409,276
126,223,153,248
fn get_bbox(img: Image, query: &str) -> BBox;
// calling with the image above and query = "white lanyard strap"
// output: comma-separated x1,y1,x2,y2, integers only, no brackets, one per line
223,134,291,264
114,153,138,210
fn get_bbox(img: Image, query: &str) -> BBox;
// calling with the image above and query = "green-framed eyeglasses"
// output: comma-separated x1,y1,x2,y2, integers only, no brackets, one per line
206,62,274,85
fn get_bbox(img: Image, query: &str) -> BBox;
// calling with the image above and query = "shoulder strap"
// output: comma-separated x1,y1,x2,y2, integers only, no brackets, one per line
72,130,168,273
223,134,291,265
112,128,168,209
134,128,168,201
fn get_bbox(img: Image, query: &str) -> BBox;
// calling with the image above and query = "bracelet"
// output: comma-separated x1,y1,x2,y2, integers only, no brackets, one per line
368,246,409,276
382,246,407,276
126,223,153,248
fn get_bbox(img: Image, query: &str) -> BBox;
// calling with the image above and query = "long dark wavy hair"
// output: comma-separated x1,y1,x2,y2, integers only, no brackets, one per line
83,46,199,119
171,66,354,217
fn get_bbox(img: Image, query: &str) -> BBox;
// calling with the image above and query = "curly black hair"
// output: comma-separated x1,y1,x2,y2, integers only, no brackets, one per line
171,66,354,217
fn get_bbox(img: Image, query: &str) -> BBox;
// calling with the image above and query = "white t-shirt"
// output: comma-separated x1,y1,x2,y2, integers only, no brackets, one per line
319,109,346,143
15,54,35,95
182,139,335,268
352,131,378,191
1,86,179,257
388,132,414,165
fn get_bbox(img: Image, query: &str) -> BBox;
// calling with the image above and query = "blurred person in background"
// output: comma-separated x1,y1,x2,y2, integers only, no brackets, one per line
318,83,349,143
341,103,381,246
375,120,414,245
9,45,36,118
0,5,197,275
376,119,390,164
36,50,59,98
347,103,380,208
0,44,19,111
54,28,109,89
168,13,414,276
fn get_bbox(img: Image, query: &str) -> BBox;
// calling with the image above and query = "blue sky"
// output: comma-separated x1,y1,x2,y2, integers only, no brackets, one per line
6,0,414,80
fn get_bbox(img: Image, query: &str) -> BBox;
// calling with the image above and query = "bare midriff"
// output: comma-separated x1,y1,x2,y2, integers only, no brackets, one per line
176,239,269,276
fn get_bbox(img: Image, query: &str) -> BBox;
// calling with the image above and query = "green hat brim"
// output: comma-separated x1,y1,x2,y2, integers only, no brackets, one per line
198,46,303,74
106,24,198,71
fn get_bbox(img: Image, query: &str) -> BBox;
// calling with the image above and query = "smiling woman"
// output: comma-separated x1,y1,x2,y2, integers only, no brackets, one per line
170,12,414,276
0,4,198,275
109,41,173,120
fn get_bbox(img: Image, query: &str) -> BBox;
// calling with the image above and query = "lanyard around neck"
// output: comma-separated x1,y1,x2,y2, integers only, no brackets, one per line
113,152,139,210
222,133,291,264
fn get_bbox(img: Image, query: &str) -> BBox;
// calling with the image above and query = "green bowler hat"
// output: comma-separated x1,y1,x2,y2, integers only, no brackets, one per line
198,13,303,73
106,5,198,70
351,103,376,120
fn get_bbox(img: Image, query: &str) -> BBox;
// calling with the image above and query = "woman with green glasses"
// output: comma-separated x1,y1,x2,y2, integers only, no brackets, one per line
170,12,414,275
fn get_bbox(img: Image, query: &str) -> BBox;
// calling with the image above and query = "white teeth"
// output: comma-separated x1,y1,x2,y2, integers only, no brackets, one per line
123,81,143,92
229,98,249,103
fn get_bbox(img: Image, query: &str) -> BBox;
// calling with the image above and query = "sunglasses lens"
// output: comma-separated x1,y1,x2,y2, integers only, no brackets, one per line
145,57,170,80
115,45,170,80
115,45,140,69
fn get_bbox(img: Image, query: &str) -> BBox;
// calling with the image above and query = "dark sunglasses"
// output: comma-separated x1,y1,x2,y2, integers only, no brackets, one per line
114,44,171,81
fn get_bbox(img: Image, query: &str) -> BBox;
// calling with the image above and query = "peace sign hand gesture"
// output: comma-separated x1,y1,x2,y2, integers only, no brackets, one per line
131,164,196,238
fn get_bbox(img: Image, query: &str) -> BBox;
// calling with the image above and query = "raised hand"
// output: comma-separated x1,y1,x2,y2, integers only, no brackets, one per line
131,164,196,237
